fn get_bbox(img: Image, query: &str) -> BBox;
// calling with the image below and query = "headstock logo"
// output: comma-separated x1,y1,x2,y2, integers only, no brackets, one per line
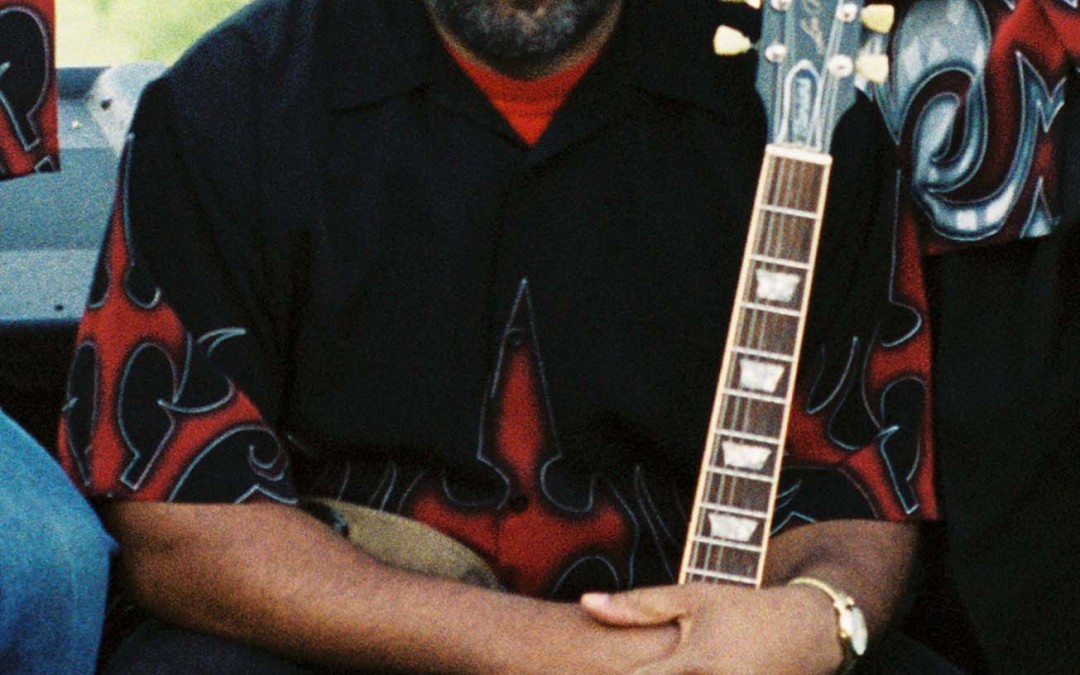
786,65,820,145
799,0,827,55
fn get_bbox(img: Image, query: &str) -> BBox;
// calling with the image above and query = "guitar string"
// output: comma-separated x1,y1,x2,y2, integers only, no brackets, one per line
706,152,781,580
698,152,790,580
745,154,805,574
699,154,818,581
731,152,795,577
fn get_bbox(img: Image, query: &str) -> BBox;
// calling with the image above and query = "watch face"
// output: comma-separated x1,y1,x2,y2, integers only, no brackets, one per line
841,605,869,656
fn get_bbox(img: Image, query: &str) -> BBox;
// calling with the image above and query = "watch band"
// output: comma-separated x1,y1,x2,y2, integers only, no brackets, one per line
787,576,868,674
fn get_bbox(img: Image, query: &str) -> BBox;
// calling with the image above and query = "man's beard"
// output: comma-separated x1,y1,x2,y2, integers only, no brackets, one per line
426,0,617,73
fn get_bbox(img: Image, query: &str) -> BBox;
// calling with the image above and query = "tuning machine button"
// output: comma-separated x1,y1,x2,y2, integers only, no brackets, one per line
717,0,763,9
855,53,890,82
713,25,754,56
861,4,895,33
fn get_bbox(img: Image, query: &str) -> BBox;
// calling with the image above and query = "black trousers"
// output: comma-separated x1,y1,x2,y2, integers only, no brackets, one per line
103,618,966,675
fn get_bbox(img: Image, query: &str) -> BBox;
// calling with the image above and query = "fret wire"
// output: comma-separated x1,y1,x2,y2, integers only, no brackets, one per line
741,264,810,306
758,212,792,262
719,393,784,437
749,160,791,351
740,188,770,505
715,153,784,576
722,388,787,405
712,416,781,473
684,567,758,585
690,540,757,581
686,151,829,587
759,204,817,219
693,533,764,554
735,280,806,352
783,158,803,257
759,155,804,585
749,253,811,270
700,502,770,518
767,155,786,261
717,428,782,444
731,152,783,567
740,302,801,317
757,212,814,264
738,152,787,579
714,431,781,464
697,153,824,584
702,473,775,517
735,309,798,355
707,466,775,482
773,157,827,211
732,346,795,362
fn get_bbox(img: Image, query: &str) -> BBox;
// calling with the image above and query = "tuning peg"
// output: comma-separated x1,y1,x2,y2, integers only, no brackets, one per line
861,4,895,33
855,53,890,83
718,0,763,8
713,25,754,56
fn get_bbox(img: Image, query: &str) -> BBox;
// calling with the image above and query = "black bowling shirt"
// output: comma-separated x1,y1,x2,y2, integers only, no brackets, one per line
57,0,935,596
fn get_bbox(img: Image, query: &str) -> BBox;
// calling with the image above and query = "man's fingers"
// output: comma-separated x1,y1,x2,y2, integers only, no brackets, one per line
628,654,692,675
579,587,688,627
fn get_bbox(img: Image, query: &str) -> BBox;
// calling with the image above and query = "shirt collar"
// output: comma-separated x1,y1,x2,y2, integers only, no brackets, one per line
324,0,762,124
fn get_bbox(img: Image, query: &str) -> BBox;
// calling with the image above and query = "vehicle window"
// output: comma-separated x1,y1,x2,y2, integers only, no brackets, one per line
58,0,251,66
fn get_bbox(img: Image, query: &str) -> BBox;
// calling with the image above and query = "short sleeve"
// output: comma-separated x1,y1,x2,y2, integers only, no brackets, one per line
774,100,938,530
55,70,297,505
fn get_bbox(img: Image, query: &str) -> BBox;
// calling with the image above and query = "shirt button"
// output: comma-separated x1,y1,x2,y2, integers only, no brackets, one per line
507,493,529,513
504,328,525,348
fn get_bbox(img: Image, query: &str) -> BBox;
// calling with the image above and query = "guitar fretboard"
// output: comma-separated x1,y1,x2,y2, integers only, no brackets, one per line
679,145,832,588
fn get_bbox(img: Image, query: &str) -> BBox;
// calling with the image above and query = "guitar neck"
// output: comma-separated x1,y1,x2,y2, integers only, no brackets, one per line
679,144,832,588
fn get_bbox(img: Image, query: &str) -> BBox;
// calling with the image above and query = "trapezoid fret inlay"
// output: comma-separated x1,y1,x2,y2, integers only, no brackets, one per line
720,440,772,470
753,269,802,303
679,146,832,590
706,512,760,543
737,359,786,393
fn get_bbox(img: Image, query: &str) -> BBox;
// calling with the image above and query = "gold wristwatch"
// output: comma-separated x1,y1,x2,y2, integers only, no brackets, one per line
787,576,868,674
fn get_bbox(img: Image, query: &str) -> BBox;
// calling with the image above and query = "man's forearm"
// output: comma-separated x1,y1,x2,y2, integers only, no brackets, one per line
104,501,676,673
762,519,919,638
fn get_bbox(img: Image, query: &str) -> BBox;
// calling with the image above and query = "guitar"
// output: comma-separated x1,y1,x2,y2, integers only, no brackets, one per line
677,0,893,587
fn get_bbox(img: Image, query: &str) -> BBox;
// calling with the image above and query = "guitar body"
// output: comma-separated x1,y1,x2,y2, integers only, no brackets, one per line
313,497,503,590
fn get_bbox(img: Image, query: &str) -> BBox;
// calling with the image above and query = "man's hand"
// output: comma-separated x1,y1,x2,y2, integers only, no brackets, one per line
581,582,841,674
582,519,920,674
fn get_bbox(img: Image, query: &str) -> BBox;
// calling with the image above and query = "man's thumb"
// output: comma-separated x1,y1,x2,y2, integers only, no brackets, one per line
580,587,686,627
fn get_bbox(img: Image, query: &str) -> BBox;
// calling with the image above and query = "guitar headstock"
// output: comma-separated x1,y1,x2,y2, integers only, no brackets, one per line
714,0,894,152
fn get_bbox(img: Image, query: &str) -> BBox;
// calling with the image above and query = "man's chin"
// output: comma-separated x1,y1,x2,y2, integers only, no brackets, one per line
505,0,548,13
426,0,618,75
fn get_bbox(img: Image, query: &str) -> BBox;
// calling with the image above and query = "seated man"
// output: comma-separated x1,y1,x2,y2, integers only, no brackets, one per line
54,0,945,672
0,409,113,673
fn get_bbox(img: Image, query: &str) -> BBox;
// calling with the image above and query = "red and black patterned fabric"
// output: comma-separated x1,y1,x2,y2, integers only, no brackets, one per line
0,0,57,178
58,145,294,504
884,0,1080,670
56,0,936,599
